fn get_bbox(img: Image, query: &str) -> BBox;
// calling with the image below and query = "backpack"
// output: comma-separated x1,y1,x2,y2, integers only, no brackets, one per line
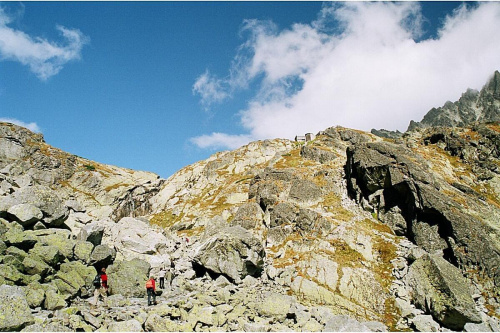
93,274,101,288
145,279,154,289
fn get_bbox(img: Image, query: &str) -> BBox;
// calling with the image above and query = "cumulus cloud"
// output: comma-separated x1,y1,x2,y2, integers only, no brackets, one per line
189,132,253,150
0,117,41,132
192,2,500,150
0,7,89,80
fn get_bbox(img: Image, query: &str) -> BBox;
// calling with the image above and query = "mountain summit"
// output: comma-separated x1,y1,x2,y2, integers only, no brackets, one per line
408,70,500,131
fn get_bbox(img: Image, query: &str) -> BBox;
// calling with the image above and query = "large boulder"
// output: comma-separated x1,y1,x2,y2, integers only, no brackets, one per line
77,222,104,246
230,202,264,230
32,229,74,259
109,217,171,256
73,241,94,263
53,261,96,298
24,281,46,308
193,226,265,283
89,244,116,267
28,244,64,266
256,292,295,321
23,255,52,277
6,203,43,227
7,185,69,226
3,224,37,250
406,254,482,330
107,258,150,297
107,319,143,332
0,285,34,330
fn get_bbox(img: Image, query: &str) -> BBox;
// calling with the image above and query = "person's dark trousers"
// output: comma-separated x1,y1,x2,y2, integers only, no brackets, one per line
147,288,156,305
159,277,165,289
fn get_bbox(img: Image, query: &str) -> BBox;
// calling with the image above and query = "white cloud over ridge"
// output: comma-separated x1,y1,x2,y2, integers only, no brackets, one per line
0,117,40,133
0,7,89,80
192,2,500,150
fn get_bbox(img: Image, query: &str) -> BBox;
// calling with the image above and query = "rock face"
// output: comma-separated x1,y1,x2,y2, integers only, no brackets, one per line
345,136,500,286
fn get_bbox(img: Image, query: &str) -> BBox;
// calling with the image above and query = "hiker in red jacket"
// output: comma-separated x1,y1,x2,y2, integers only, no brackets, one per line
146,276,156,306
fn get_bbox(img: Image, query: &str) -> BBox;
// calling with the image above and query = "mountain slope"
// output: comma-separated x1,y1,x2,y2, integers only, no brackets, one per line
0,122,500,330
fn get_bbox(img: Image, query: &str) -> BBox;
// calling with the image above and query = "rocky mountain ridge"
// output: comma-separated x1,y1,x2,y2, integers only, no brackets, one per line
1,110,500,330
372,70,500,138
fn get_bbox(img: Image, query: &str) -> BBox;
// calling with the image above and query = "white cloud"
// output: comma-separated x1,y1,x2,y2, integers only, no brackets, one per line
0,117,41,132
190,132,253,150
0,7,89,80
192,2,500,149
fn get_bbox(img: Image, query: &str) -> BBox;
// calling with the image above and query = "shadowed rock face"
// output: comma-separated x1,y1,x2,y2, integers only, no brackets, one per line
345,135,500,287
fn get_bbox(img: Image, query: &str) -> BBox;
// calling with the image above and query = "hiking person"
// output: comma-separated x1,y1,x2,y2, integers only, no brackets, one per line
146,276,156,306
92,267,108,306
159,267,166,289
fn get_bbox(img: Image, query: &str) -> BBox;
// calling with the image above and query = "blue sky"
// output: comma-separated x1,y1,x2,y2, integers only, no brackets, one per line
1,2,500,178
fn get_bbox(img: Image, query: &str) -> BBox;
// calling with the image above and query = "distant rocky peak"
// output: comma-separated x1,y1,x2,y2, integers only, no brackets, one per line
407,70,500,131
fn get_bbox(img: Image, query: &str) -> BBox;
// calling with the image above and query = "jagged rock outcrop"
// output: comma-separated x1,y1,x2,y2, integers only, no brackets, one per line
409,71,500,131
345,134,500,288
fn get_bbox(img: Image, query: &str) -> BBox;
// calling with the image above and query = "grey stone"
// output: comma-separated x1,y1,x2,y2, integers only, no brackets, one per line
193,226,264,283
89,244,116,266
53,261,96,298
0,285,34,330
407,254,482,330
107,258,150,297
464,322,493,332
29,244,64,266
73,241,94,263
323,315,371,332
33,229,74,259
77,222,104,246
33,221,47,230
231,202,264,230
24,282,46,308
21,323,69,332
9,185,69,226
43,289,66,310
7,203,43,227
411,314,440,332
289,179,322,203
23,255,52,276
107,319,143,332
256,291,295,321
4,225,37,250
